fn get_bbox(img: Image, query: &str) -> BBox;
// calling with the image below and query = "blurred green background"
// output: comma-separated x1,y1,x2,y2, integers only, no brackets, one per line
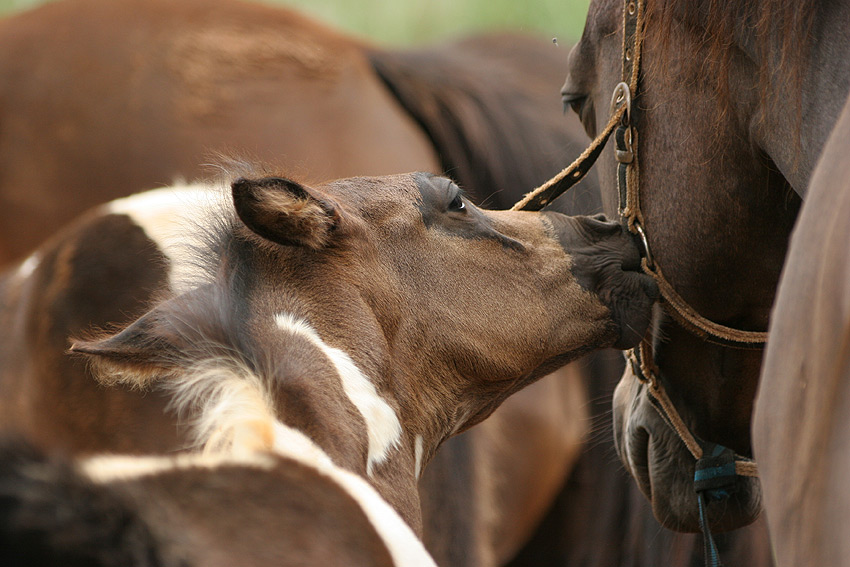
0,0,590,45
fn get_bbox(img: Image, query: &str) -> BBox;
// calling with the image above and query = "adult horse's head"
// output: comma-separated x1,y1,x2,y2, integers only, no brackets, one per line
561,0,815,532
71,172,656,530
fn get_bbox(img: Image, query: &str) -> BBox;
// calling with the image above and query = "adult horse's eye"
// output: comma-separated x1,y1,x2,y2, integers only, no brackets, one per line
448,193,466,212
563,92,596,138
561,92,586,116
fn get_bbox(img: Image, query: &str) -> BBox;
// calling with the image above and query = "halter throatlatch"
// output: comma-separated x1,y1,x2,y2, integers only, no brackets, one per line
512,0,763,564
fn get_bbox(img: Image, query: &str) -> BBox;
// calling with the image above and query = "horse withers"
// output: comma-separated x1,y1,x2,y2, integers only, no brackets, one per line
0,171,657,564
562,0,849,536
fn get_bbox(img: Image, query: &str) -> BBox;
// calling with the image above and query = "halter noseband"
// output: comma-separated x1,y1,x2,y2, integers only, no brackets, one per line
512,1,761,564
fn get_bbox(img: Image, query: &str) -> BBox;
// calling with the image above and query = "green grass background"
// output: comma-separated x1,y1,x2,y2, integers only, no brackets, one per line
0,0,590,45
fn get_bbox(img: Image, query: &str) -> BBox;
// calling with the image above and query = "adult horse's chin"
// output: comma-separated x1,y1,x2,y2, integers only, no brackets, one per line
612,363,762,533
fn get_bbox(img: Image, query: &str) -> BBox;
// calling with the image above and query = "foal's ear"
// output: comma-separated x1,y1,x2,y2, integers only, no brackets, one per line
232,177,341,249
69,299,188,388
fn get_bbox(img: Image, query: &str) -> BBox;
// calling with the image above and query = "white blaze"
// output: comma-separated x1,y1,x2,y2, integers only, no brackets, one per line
414,435,424,480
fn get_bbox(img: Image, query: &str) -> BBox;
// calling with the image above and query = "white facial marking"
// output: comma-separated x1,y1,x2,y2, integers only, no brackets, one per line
270,422,436,567
274,313,402,477
106,184,227,294
414,435,424,481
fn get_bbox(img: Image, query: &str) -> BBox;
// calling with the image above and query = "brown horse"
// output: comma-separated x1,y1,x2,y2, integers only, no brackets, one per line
0,0,588,265
0,171,657,565
0,1,601,564
753,93,850,566
563,0,850,535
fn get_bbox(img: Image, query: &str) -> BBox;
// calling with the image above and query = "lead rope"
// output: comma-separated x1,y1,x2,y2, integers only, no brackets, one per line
512,1,762,565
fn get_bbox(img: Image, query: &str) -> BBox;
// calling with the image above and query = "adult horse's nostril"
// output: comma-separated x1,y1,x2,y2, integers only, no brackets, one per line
620,233,644,272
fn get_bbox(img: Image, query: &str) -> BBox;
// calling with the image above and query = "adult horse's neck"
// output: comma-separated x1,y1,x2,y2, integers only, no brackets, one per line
746,0,850,196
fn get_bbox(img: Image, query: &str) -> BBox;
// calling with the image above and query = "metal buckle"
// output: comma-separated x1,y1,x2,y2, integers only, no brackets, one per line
633,220,655,270
615,127,634,164
609,82,632,125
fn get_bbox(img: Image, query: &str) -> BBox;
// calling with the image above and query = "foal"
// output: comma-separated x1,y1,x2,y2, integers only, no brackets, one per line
1,172,656,565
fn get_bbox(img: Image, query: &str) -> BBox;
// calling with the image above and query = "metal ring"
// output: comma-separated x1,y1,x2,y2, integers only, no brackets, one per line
633,221,655,270
609,82,631,125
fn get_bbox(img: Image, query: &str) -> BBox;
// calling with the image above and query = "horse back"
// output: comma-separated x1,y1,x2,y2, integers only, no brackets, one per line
0,208,179,454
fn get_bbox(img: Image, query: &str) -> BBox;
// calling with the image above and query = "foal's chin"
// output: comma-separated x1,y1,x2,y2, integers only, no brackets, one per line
613,368,762,533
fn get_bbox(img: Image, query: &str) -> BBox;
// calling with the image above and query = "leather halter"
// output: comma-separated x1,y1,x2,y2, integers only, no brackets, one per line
512,1,761,563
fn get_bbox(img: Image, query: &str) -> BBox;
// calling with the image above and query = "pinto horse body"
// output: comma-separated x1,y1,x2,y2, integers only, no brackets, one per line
563,0,850,536
0,172,657,565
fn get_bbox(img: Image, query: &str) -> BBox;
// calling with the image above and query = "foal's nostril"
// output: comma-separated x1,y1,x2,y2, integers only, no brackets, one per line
578,214,620,235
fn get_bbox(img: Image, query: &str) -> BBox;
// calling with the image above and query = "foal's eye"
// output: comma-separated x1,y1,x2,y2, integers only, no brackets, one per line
448,193,466,212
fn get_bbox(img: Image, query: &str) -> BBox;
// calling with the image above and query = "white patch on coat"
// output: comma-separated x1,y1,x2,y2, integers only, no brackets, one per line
85,355,435,567
14,253,40,280
106,184,226,294
414,435,424,480
274,312,402,476
270,422,436,567
163,358,278,458
81,452,275,483
83,358,279,482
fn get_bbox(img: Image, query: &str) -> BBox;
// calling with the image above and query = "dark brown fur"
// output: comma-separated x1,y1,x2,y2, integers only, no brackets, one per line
2,171,658,563
565,0,850,540
0,439,397,567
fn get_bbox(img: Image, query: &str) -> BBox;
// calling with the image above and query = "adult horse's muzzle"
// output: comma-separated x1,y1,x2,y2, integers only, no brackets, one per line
612,359,763,532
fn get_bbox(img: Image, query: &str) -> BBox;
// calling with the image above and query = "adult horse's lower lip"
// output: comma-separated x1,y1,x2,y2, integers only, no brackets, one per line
613,364,763,532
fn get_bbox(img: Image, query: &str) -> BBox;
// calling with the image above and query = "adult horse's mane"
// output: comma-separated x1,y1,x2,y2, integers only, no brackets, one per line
646,0,817,120
368,34,581,210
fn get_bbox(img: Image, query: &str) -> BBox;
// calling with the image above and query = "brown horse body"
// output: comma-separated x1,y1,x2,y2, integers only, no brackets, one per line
753,94,850,566
563,0,850,537
0,1,606,564
0,0,590,264
0,171,657,564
